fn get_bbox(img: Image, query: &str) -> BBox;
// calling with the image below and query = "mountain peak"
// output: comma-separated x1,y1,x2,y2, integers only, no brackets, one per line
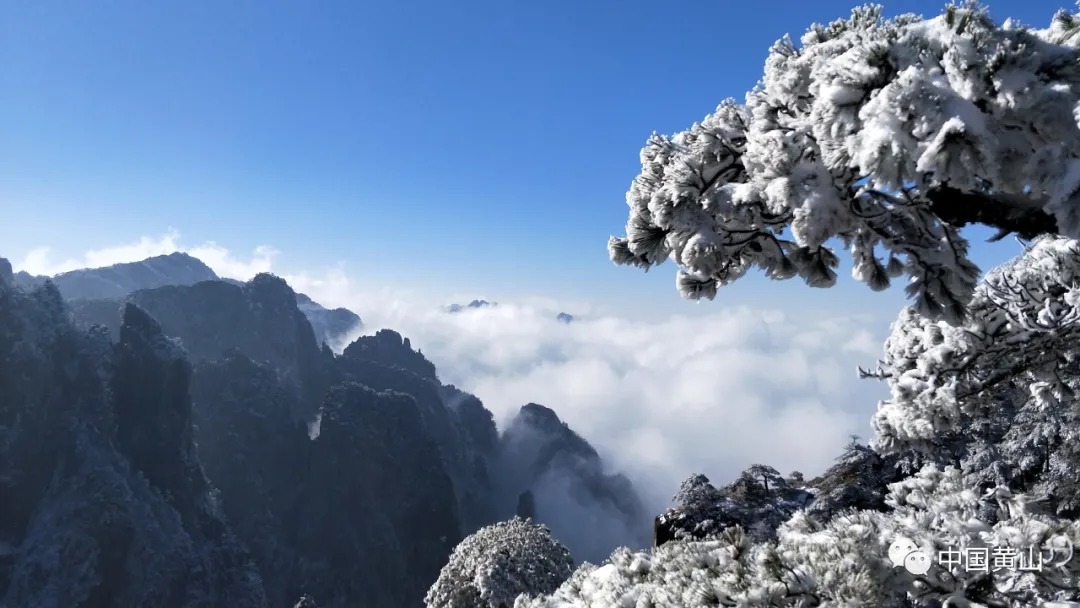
447,299,497,313
21,252,221,300
0,257,12,285
518,403,563,427
246,273,297,304
342,329,437,380
118,302,187,362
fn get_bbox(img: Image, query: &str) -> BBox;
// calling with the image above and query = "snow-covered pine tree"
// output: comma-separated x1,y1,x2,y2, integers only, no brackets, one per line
608,2,1080,323
569,224,1080,608
658,467,814,546
864,235,1080,519
509,4,1080,606
425,517,574,608
518,465,1080,607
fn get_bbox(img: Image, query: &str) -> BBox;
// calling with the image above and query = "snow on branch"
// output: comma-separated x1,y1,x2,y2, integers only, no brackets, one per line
517,466,1080,607
610,3,1080,323
868,236,1080,454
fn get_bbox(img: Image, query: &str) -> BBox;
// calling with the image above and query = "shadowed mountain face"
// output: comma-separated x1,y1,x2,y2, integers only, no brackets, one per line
67,276,334,422
493,404,651,564
0,254,650,607
295,293,362,350
132,276,333,418
0,271,266,608
14,253,361,348
1,263,478,607
336,331,498,533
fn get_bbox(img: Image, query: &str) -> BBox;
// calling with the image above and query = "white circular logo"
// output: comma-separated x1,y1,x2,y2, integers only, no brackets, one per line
888,536,919,568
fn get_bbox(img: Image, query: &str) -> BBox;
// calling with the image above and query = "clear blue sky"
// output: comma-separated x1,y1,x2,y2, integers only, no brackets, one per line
0,0,1067,316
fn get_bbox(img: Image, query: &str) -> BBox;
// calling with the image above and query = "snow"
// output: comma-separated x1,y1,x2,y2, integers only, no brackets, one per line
426,517,574,608
609,2,1080,322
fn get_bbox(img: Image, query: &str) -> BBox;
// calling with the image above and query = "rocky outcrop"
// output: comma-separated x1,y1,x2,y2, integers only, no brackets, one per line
294,383,461,607
0,257,13,284
0,268,266,607
337,337,498,534
189,350,468,608
494,404,650,564
439,384,498,456
126,277,495,605
342,330,437,381
128,275,334,420
295,293,362,349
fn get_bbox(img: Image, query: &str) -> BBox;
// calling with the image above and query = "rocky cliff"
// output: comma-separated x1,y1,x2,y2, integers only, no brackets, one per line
0,254,649,607
493,404,651,564
0,270,267,608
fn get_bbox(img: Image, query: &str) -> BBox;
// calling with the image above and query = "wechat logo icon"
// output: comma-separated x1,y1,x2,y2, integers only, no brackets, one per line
889,535,931,575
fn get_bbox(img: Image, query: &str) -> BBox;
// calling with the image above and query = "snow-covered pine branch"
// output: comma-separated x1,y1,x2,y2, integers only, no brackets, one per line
871,236,1080,455
609,3,1080,323
425,517,574,608
517,466,1080,607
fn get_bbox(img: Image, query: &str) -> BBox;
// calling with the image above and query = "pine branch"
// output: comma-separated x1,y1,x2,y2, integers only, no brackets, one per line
926,187,1059,241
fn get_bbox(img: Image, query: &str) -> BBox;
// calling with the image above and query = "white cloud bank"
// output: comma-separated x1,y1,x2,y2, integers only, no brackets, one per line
11,231,893,513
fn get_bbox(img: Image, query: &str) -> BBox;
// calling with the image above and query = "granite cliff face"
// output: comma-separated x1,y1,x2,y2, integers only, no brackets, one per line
493,404,651,564
112,275,483,606
189,352,464,607
0,254,650,607
335,331,498,533
0,271,266,608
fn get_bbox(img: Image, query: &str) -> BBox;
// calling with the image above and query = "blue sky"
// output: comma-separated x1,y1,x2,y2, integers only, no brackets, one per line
0,0,1065,317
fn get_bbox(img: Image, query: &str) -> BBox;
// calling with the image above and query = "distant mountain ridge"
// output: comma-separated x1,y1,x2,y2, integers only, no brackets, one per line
13,252,362,348
446,299,496,313
13,251,219,298
445,299,576,324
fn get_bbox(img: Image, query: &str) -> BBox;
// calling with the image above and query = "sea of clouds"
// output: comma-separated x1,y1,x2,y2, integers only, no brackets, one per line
15,230,893,514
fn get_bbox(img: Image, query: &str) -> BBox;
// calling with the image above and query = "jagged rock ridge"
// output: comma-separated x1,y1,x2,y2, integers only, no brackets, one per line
12,252,218,299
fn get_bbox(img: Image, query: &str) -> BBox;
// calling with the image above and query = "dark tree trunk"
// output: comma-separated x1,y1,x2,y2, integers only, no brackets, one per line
926,187,1059,241
653,515,676,548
